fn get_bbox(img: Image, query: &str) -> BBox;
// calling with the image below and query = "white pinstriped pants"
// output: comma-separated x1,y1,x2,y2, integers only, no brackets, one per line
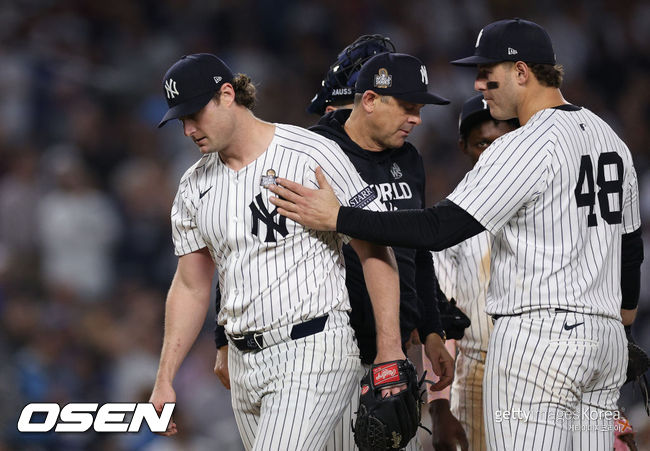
228,311,362,451
450,350,488,451
484,310,627,451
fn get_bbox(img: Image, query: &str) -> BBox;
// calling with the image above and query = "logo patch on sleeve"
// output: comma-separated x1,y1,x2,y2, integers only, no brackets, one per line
349,186,377,208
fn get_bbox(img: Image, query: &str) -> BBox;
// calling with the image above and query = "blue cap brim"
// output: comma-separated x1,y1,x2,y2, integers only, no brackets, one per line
450,55,502,66
158,92,215,128
394,91,450,105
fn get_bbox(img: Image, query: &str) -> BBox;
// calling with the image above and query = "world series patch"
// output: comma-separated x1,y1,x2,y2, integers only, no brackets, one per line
349,186,377,208
260,169,277,188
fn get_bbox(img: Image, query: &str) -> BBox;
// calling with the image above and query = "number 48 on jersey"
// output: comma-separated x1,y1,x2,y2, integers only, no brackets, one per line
574,152,624,227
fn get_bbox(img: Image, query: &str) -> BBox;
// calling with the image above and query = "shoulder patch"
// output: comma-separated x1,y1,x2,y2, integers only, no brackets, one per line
349,186,377,208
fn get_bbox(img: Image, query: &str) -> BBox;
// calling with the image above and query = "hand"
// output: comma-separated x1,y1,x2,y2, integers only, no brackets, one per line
214,345,230,389
424,333,454,391
429,399,469,451
621,307,637,326
149,381,178,436
268,166,340,231
374,349,408,397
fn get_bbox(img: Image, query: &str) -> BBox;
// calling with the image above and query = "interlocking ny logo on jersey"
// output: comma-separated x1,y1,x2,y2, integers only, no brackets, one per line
249,193,288,242
164,79,179,99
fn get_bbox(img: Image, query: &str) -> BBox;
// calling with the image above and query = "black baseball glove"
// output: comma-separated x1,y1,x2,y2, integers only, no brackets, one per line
352,359,425,450
438,298,471,340
625,326,650,415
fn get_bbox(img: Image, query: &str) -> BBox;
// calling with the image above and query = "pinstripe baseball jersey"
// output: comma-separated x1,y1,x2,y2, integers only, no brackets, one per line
171,123,384,336
447,105,641,318
432,230,493,357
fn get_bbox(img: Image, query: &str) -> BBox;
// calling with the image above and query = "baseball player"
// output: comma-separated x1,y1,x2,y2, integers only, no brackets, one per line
214,37,455,451
148,53,407,451
213,35,399,388
309,48,455,451
429,94,518,451
268,18,644,451
306,40,453,381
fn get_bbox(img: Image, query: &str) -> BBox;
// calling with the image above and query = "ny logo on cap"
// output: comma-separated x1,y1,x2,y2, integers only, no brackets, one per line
420,65,428,84
165,79,179,99
475,29,484,48
374,68,392,89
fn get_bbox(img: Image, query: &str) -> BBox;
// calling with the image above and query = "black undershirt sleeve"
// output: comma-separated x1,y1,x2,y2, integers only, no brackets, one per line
337,199,485,251
621,227,644,310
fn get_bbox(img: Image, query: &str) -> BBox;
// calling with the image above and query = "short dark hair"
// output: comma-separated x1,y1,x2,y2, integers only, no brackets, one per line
528,63,564,88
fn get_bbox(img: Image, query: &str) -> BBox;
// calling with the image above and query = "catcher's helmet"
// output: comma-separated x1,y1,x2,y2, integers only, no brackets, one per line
307,34,396,115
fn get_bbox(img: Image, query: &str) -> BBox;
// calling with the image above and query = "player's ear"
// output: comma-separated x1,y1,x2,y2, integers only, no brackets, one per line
219,83,236,107
361,90,379,113
514,61,529,85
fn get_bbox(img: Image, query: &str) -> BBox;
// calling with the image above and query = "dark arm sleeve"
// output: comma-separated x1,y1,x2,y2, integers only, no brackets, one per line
337,199,485,251
414,249,445,342
214,284,228,349
621,227,644,310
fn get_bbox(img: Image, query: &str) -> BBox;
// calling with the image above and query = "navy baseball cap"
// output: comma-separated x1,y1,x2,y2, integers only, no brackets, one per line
158,53,234,128
459,94,492,135
451,18,556,67
355,53,449,105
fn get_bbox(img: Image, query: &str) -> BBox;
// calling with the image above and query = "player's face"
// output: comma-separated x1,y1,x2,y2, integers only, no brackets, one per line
369,96,423,149
475,63,518,121
180,97,235,154
461,120,517,165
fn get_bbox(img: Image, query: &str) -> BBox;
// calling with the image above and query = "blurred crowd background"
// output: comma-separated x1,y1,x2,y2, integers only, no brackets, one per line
0,0,649,450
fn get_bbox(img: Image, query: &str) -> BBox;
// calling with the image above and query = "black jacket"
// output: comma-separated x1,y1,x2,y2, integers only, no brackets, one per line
310,109,444,364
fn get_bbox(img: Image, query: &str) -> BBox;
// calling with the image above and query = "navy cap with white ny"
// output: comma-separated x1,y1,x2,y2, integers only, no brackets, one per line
158,53,234,128
355,52,449,105
451,18,556,67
